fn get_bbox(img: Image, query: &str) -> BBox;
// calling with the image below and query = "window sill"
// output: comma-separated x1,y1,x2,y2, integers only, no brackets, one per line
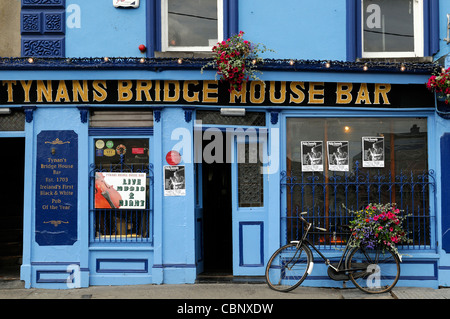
357,57,433,63
154,51,214,59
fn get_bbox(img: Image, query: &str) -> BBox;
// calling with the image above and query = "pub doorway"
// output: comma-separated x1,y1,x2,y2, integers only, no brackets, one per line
199,132,233,279
0,138,24,280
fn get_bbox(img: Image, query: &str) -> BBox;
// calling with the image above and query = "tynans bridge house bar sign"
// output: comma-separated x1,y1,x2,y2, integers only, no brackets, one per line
0,80,433,108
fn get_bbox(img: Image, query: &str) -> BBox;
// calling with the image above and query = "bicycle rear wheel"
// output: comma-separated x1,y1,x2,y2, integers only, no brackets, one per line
346,245,400,294
265,242,312,292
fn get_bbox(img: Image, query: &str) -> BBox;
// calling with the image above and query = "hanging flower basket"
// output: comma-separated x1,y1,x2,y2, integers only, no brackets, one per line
201,31,273,92
427,67,450,104
347,203,412,255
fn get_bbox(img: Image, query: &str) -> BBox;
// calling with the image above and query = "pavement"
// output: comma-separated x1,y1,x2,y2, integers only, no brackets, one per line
0,278,450,300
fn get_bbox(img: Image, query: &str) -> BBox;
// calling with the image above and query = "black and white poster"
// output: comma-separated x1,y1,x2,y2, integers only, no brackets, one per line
301,141,323,172
164,166,186,196
362,137,384,167
327,141,349,171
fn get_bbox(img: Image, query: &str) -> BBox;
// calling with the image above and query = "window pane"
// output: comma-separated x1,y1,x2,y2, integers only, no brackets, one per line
284,118,431,247
286,118,427,176
92,138,152,242
238,142,263,207
94,138,149,166
196,111,266,126
168,0,218,47
0,110,25,131
363,0,414,52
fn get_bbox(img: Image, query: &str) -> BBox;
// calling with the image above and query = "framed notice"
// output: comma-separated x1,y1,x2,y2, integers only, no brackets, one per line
327,141,349,171
36,130,78,246
95,172,146,209
301,141,323,172
164,166,186,196
362,137,384,168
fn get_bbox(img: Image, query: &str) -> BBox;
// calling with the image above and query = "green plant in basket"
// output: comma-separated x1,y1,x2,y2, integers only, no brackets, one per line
427,67,450,104
201,31,273,92
348,203,412,256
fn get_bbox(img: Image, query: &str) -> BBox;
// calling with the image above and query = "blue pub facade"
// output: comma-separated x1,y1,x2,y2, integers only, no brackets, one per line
1,0,450,289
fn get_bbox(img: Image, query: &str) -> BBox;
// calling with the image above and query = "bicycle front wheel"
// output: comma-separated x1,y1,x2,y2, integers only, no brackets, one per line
346,245,400,294
265,242,312,292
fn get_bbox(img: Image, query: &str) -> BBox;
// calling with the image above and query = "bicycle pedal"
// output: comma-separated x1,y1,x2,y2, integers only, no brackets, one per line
327,264,349,281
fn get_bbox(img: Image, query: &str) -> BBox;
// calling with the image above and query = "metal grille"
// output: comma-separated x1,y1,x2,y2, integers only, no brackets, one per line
196,110,266,126
281,161,435,250
0,110,25,131
89,110,153,128
89,155,154,244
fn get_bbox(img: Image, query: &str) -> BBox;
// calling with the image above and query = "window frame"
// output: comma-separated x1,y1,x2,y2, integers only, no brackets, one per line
361,0,424,58
160,0,224,52
281,114,435,249
346,0,439,61
89,135,154,244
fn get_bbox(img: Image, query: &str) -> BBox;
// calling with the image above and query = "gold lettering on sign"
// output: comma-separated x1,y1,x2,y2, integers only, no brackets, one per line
164,80,180,102
20,80,33,103
154,80,161,102
93,80,107,102
118,80,133,102
136,80,152,102
0,80,395,107
37,80,53,102
269,81,286,104
55,80,70,102
289,82,306,104
183,80,200,103
308,82,324,104
202,80,218,103
72,80,89,102
2,81,16,102
250,81,265,104
229,84,246,104
374,83,391,105
355,83,371,104
336,83,353,104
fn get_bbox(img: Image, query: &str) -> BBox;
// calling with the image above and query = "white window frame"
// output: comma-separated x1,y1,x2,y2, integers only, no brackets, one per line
361,0,424,58
161,0,223,52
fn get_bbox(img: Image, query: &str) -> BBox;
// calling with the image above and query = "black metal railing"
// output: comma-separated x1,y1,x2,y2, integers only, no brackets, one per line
281,161,435,250
89,155,154,244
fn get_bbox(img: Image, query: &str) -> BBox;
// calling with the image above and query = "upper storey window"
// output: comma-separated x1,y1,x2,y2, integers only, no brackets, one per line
346,0,438,60
362,0,423,58
161,0,224,52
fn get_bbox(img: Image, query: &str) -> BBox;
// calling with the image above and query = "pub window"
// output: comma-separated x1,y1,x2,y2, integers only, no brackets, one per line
196,110,266,126
0,109,25,131
284,117,433,248
161,0,223,51
91,137,153,243
89,110,154,243
362,0,423,58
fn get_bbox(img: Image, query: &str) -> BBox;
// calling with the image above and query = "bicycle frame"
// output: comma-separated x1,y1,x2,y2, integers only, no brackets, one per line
292,213,365,274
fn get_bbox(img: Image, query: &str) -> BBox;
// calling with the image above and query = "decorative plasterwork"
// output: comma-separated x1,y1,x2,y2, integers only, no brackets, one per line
21,0,66,57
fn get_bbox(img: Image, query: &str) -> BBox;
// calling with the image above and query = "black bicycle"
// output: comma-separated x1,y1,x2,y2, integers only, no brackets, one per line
265,212,401,294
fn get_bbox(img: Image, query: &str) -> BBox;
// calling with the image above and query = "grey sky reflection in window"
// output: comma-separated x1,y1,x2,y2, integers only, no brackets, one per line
363,0,414,52
168,0,218,47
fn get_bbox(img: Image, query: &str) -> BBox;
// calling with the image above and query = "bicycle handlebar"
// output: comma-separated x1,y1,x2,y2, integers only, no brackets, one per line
300,212,327,232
